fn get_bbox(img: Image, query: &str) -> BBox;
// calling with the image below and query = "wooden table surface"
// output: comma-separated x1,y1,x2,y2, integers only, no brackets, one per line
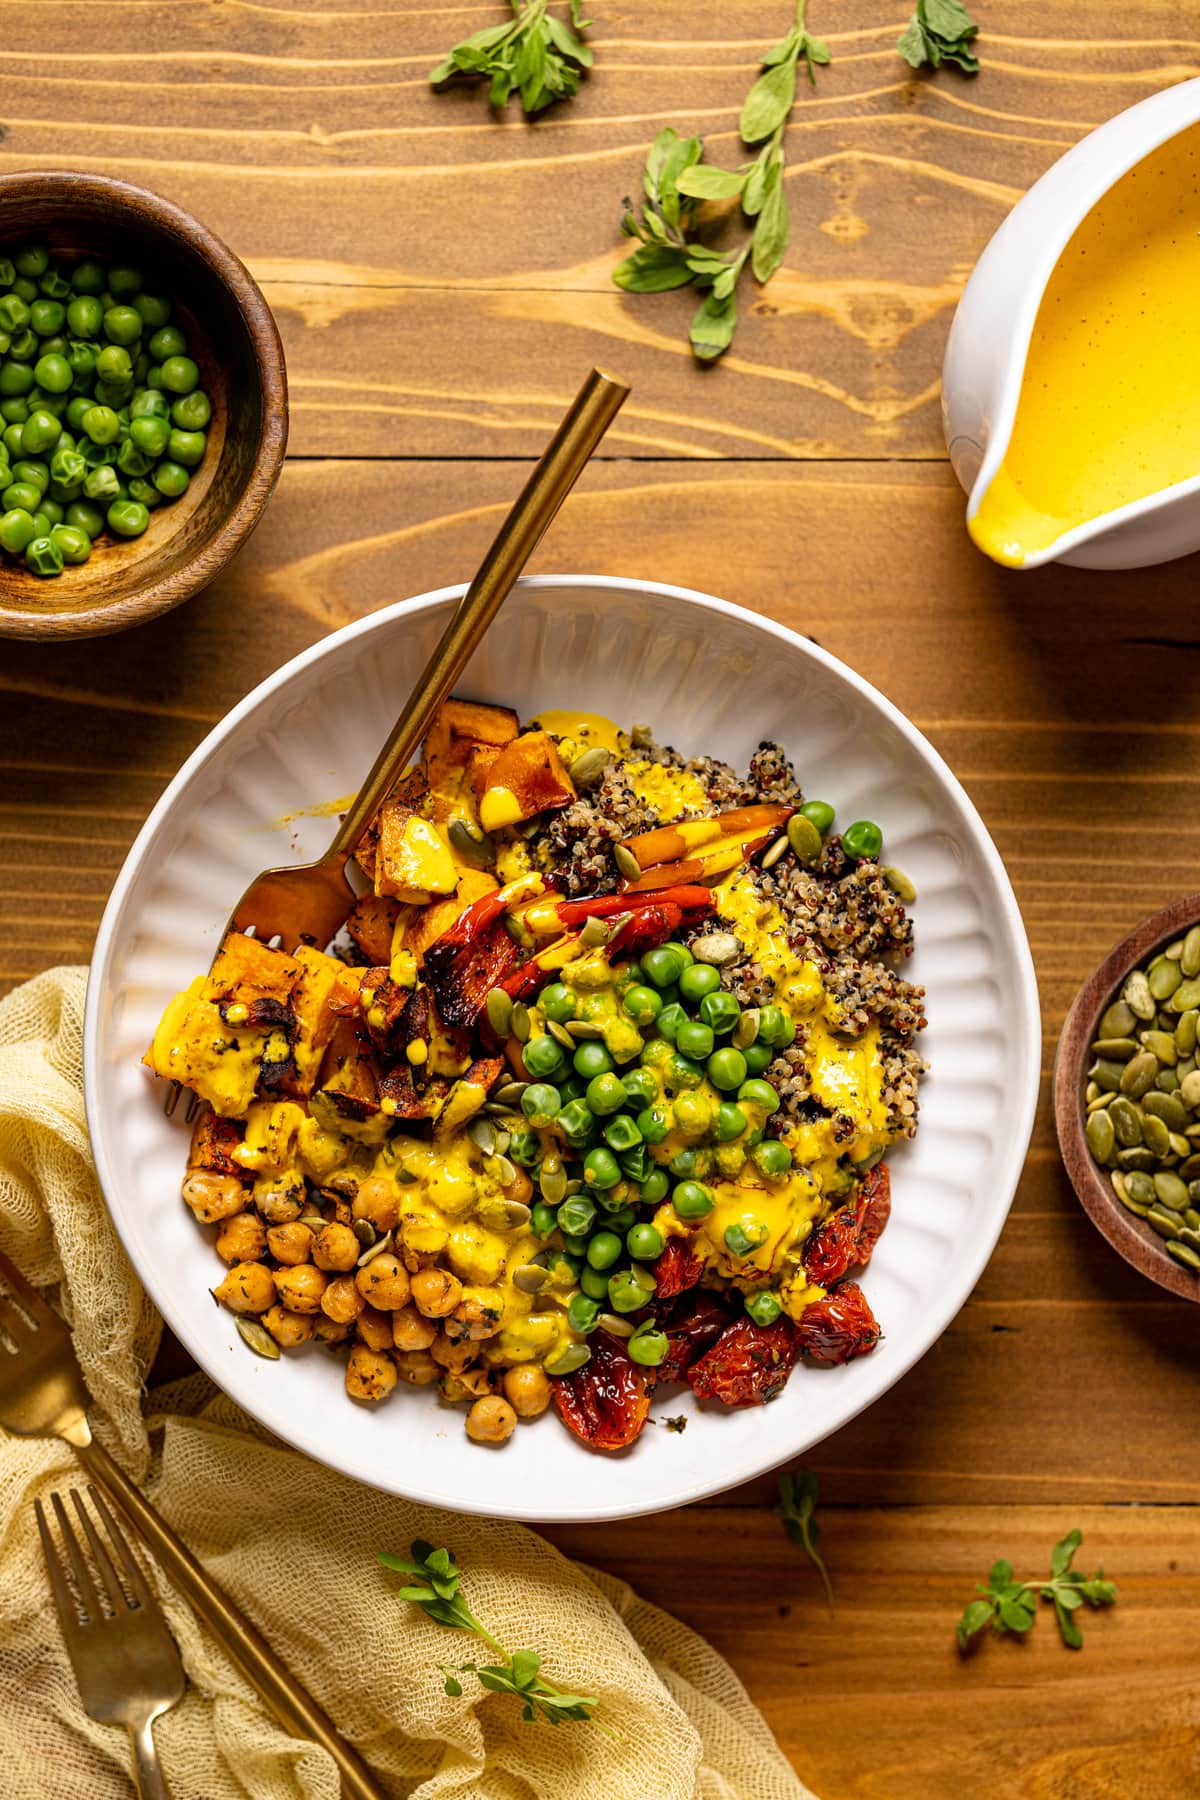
4,4,1200,1795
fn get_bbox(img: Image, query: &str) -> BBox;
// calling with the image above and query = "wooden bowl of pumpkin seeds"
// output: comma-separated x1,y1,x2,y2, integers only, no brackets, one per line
1056,893,1200,1300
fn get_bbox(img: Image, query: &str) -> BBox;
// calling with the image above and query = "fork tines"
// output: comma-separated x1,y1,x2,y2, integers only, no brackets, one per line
35,1485,152,1628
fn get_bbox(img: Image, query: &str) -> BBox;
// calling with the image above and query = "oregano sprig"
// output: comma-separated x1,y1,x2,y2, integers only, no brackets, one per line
956,1529,1117,1652
775,1468,834,1611
430,0,592,115
898,0,981,74
378,1541,602,1726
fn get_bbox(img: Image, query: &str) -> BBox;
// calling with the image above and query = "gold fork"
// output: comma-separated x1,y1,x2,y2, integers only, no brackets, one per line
36,1484,186,1800
163,364,628,1122
0,1248,390,1800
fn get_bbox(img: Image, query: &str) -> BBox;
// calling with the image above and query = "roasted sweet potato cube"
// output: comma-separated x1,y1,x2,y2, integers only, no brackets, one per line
478,730,576,832
376,800,457,903
310,1015,389,1142
466,743,504,803
203,932,299,1009
402,868,500,963
346,894,402,965
285,945,346,1097
187,1106,246,1178
425,697,519,769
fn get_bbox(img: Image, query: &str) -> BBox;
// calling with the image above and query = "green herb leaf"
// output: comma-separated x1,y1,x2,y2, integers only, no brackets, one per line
612,244,696,293
955,1597,995,1649
897,0,980,74
740,60,798,145
1050,1528,1082,1579
431,0,593,115
775,1467,835,1611
690,287,739,361
751,169,790,283
676,166,749,202
956,1531,1117,1654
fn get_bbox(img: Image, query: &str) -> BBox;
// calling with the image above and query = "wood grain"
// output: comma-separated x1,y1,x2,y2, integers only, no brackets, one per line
4,4,1200,1794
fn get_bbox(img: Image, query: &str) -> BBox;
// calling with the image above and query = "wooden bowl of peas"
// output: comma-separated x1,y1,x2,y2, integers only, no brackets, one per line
0,172,287,639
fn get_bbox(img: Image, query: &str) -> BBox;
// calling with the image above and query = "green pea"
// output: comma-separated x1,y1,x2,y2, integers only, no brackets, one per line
93,374,133,409
679,962,721,1003
530,1201,558,1238
28,510,50,537
106,498,150,538
675,1020,714,1061
619,1144,648,1182
20,410,58,455
607,1266,657,1313
82,404,120,445
29,299,65,338
95,344,133,385
664,1052,704,1092
800,799,835,834
573,1039,613,1079
66,341,96,383
115,438,153,478
66,295,103,339
128,414,170,458
586,1072,627,1117
64,499,105,539
673,1091,713,1140
622,983,663,1027
102,305,142,347
106,266,143,300
508,1126,539,1167
521,1082,562,1126
148,325,187,362
48,522,90,565
49,447,86,488
171,388,211,431
603,1112,642,1153
13,459,47,495
522,1035,567,1080
842,819,883,861
627,1223,664,1262
738,1078,781,1115
80,437,117,469
24,533,63,576
0,361,34,397
38,497,63,527
27,387,67,418
752,1140,793,1180
166,426,206,468
708,1047,748,1092
697,991,739,1036
1,425,22,459
586,1230,623,1271
130,387,170,420
757,1005,796,1049
639,1168,669,1204
63,396,91,433
627,1324,669,1366
127,476,164,511
583,1146,621,1190
669,1145,705,1179
38,269,71,300
636,1105,670,1144
655,1002,688,1044
714,1101,749,1142
579,1264,610,1300
2,481,42,514
672,1181,714,1220
558,1074,587,1103
556,1098,596,1150
641,945,686,989
745,1290,783,1326
540,982,575,1023
558,1194,597,1238
70,260,105,296
146,367,164,390
0,508,37,554
724,1216,769,1257
13,245,49,280
639,1037,674,1072
742,1042,773,1076
621,1067,658,1109
11,277,37,304
132,291,171,328
83,464,120,503
158,354,199,395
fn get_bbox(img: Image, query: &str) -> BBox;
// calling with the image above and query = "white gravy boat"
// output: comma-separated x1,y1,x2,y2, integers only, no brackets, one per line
943,78,1200,571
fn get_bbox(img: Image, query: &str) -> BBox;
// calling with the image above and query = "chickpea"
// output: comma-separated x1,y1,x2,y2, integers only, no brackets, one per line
312,1222,359,1273
409,1266,462,1318
393,1348,439,1387
255,1182,305,1226
502,1166,534,1206
392,1303,438,1352
322,1193,353,1227
446,1286,504,1342
214,1212,266,1267
212,1261,276,1316
357,1304,394,1352
312,1314,352,1343
430,1332,478,1373
355,1252,411,1311
182,1171,246,1224
439,1367,493,1405
272,1264,328,1315
261,1305,315,1348
503,1364,552,1419
320,1274,365,1325
399,1216,449,1271
465,1395,517,1444
345,1344,397,1403
265,1221,315,1266
352,1176,399,1235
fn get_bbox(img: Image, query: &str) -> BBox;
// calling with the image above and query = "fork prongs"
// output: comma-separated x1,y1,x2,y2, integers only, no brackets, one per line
35,1494,84,1639
161,1079,198,1123
35,1485,154,1630
0,1243,54,1321
83,1485,154,1608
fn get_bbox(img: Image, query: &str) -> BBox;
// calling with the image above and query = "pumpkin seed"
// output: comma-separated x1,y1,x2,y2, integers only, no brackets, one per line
1091,1038,1138,1062
565,1019,605,1039
1149,959,1184,1002
1180,1056,1198,1079
630,724,653,747
540,1161,568,1205
1177,1225,1200,1252
1165,1239,1200,1271
1156,1067,1181,1093
1165,939,1185,960
1117,1146,1157,1172
733,1007,760,1050
352,1219,377,1250
1178,1070,1200,1112
543,1342,592,1375
580,915,611,949
1188,1201,1200,1223
510,1002,531,1043
691,930,742,966
1086,1091,1114,1113
546,1019,575,1051
761,834,789,871
881,863,917,903
486,987,514,1038
484,1153,517,1188
236,1317,280,1360
1086,1110,1115,1163
468,1116,499,1155
1117,1189,1151,1219
1086,1081,1101,1105
1169,975,1200,1014
1142,1090,1188,1132
1120,1051,1159,1099
595,1312,635,1338
1142,1114,1171,1158
478,1197,531,1232
614,843,643,883
357,1229,394,1268
1142,1029,1179,1067
493,1080,528,1108
1090,1059,1125,1094
1181,927,1200,978
1179,1006,1200,1053
513,1262,551,1294
1100,999,1138,1037
786,814,823,867
1126,1171,1157,1206
1108,1097,1143,1146
1147,1206,1183,1238
504,916,535,950
298,1212,325,1230
1110,1170,1130,1204
569,746,612,789
1123,969,1156,1020
1170,1130,1191,1157
1153,1170,1190,1210
448,817,495,869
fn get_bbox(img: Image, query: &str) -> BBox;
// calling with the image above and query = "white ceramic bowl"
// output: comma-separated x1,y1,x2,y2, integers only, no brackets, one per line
84,576,1040,1523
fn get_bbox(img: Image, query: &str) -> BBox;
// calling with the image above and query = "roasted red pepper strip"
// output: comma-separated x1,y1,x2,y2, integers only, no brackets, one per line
547,885,713,927
795,1281,881,1365
496,887,715,1005
687,1315,799,1408
854,1164,892,1264
552,1330,652,1451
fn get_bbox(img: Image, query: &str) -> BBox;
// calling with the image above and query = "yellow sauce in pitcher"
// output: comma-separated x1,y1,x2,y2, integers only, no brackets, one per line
970,124,1200,567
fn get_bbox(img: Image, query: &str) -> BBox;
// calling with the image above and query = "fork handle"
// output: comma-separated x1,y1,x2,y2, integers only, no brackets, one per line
76,1437,391,1800
129,1713,172,1800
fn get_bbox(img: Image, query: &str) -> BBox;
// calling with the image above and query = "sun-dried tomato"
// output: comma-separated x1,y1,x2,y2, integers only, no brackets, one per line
654,1238,706,1300
655,1289,737,1383
686,1314,798,1408
854,1164,891,1264
552,1330,652,1451
802,1205,860,1286
795,1281,881,1365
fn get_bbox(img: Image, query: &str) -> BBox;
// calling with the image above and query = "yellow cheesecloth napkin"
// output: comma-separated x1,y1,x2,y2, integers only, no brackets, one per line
0,967,814,1800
